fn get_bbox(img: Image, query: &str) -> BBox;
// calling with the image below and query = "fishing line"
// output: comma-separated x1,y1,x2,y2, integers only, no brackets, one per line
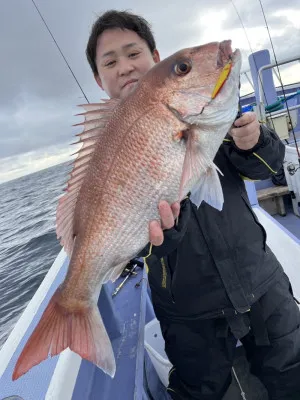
230,1,269,105
31,0,90,104
258,0,300,161
230,0,275,130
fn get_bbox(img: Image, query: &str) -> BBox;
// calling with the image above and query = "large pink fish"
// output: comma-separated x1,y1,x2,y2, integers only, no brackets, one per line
13,40,241,380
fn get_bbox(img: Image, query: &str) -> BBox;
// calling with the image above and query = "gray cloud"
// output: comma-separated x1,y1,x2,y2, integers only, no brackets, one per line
225,0,300,29
0,0,96,162
0,95,78,158
0,143,75,184
224,0,300,59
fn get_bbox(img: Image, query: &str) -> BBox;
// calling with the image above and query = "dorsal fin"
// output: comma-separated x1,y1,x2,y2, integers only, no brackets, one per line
56,99,120,257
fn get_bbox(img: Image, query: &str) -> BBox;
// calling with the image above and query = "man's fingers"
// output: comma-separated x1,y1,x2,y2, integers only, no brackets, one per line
234,111,256,127
159,200,176,230
233,133,259,150
231,120,258,138
149,201,181,246
171,202,180,219
149,220,164,246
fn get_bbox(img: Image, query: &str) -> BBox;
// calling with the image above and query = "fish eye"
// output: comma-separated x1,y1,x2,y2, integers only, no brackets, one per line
174,60,192,76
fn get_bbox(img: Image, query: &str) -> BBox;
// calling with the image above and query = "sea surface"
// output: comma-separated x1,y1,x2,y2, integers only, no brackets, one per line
0,162,71,349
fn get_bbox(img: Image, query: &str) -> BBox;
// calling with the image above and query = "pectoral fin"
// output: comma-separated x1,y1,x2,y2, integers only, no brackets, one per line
179,130,224,211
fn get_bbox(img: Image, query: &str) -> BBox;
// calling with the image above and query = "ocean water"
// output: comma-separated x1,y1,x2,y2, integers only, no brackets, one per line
0,162,71,349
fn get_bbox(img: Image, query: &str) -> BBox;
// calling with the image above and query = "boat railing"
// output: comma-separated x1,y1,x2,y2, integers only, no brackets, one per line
256,55,300,139
258,55,300,104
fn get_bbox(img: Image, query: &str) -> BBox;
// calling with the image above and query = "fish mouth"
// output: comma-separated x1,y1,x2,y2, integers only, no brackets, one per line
217,40,239,67
211,41,241,99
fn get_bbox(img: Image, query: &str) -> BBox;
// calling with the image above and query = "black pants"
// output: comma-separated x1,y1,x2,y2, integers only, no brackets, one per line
160,274,300,400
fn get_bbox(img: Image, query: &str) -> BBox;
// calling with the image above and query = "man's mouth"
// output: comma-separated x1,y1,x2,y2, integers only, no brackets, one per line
122,79,138,89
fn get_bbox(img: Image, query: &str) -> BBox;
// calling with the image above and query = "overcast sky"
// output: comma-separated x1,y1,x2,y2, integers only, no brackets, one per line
1,0,300,183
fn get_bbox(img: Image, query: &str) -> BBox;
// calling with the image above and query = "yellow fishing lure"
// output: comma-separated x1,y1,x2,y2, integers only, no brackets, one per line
211,61,232,99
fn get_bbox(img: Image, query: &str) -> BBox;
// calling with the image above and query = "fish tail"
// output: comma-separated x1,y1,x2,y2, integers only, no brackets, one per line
12,289,116,381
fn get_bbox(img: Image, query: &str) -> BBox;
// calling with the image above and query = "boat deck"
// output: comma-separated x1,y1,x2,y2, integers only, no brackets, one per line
223,347,268,400
273,197,300,239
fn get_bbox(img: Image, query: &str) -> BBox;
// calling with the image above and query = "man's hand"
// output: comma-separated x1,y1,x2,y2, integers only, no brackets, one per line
229,112,261,150
149,201,180,246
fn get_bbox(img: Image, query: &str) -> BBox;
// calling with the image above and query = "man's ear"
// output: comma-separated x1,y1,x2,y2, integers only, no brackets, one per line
94,74,103,90
153,49,160,63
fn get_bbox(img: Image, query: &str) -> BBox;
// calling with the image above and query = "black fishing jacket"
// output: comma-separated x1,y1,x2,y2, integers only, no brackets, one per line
139,125,286,322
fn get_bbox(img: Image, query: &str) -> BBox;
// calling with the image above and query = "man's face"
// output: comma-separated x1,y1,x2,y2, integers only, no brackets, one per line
94,28,160,99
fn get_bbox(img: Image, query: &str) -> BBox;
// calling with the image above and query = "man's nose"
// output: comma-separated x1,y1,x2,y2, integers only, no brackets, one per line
118,57,135,76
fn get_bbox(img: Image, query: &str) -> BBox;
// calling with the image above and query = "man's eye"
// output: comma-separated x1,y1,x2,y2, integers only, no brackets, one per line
129,52,140,58
105,60,116,67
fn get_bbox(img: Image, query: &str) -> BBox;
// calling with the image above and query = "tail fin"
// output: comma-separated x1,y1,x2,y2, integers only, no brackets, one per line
12,290,116,381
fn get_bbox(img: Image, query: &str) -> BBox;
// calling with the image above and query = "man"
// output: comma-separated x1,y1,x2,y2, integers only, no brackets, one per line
85,10,300,400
